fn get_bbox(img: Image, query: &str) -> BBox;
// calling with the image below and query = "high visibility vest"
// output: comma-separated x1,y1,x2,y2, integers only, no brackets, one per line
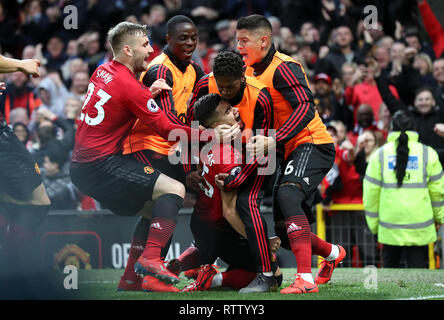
123,53,197,155
245,51,332,159
363,131,444,246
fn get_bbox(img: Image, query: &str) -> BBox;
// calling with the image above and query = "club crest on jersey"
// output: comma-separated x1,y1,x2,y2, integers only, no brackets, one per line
144,166,154,174
35,163,41,174
147,99,159,113
230,166,241,176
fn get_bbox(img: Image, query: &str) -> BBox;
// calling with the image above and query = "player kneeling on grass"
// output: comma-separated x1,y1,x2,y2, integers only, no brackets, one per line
179,93,283,292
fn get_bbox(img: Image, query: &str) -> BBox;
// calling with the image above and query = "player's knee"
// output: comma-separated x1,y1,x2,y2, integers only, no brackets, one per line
276,183,305,218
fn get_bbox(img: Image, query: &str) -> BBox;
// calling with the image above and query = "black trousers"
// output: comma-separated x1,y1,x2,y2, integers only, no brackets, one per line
382,244,428,268
235,172,274,273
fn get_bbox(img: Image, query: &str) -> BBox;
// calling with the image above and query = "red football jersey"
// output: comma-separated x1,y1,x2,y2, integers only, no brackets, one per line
194,143,242,226
72,60,195,162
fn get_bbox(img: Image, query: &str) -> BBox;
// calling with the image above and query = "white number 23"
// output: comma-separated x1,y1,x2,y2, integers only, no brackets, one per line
80,82,111,126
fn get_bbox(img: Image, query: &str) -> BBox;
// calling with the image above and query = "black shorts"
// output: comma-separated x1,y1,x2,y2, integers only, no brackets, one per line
129,149,187,185
70,154,161,216
272,143,335,224
190,214,256,272
0,125,42,201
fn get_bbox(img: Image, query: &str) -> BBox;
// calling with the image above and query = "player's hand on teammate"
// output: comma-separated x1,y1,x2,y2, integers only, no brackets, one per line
215,173,229,190
246,135,276,157
150,78,172,98
186,170,204,191
19,59,41,77
268,236,281,253
213,123,241,142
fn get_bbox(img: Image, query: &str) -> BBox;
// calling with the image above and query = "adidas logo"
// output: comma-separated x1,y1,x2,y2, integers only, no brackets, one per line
150,222,162,230
303,177,310,185
287,223,302,233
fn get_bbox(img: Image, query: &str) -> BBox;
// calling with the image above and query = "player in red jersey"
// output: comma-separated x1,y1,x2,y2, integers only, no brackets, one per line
179,93,282,292
69,22,239,292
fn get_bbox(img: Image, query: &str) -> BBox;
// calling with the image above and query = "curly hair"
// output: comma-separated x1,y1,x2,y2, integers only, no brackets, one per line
213,51,244,79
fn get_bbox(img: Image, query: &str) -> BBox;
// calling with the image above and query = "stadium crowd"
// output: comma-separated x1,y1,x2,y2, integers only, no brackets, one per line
0,0,443,272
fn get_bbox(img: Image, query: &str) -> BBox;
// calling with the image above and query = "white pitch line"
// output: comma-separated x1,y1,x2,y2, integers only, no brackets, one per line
395,295,444,300
80,280,117,284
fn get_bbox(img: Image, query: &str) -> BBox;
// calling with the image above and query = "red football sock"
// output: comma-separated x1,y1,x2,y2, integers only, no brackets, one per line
142,217,176,261
178,246,200,271
221,269,257,289
285,215,312,274
311,232,332,258
122,238,145,281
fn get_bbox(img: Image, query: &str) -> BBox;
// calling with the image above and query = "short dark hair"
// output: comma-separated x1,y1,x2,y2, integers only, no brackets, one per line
415,86,435,99
237,14,271,32
213,51,244,79
167,15,195,36
193,93,222,128
45,140,68,169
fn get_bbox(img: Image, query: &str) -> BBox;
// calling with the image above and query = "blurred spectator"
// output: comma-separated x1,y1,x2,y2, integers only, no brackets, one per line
0,71,42,124
346,59,400,124
9,107,30,127
37,72,69,118
432,58,444,106
364,110,444,268
329,119,348,146
417,0,444,59
315,25,372,79
278,27,299,56
353,130,382,180
63,97,82,123
19,0,50,46
44,35,68,71
42,140,80,210
196,26,217,74
377,102,392,133
213,19,237,52
67,71,89,101
373,44,391,70
375,68,444,166
347,104,387,146
12,122,32,149
222,0,269,19
30,106,75,166
140,4,167,48
312,72,353,127
413,53,435,87
61,57,89,86
0,2,18,55
21,45,36,60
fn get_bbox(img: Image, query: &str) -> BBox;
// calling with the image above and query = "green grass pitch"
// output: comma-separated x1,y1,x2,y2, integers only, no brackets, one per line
75,267,444,300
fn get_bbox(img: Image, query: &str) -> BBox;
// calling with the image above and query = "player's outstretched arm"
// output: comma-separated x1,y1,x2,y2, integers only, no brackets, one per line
0,54,40,77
